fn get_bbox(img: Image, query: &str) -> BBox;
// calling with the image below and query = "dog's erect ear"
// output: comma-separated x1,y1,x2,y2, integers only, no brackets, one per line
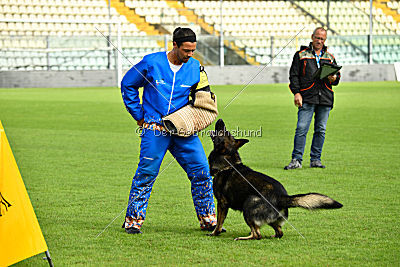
234,138,249,149
215,119,226,132
215,119,231,138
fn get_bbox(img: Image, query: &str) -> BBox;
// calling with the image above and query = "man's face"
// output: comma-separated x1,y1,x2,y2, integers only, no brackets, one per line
311,29,327,51
174,41,196,63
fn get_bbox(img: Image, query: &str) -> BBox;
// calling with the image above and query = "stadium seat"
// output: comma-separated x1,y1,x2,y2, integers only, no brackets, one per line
0,0,399,69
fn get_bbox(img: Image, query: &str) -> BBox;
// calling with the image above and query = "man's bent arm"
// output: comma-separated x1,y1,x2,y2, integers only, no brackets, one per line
330,58,341,86
121,60,147,121
289,52,301,95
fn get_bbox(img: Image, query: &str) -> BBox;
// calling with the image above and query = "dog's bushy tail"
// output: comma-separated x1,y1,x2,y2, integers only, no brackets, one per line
285,193,343,210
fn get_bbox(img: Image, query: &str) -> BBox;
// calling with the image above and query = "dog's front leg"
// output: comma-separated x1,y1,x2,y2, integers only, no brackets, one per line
209,203,228,236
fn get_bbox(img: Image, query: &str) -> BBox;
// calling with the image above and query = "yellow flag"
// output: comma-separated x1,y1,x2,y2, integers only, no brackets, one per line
0,121,48,266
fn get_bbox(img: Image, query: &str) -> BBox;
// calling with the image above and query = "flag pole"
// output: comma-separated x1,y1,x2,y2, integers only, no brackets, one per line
44,250,54,267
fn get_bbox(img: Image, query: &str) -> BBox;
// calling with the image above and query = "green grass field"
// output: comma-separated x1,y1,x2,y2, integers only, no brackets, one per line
1,81,399,266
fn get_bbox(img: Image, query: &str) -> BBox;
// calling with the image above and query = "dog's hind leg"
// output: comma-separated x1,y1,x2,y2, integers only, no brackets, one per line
209,203,228,236
269,220,284,238
234,224,262,241
269,223,283,238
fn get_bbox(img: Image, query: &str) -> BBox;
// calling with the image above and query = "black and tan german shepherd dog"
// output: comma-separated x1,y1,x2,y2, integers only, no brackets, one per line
208,119,343,240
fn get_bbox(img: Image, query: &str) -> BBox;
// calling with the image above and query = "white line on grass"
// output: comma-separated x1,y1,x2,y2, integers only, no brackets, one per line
223,26,305,110
95,157,176,238
223,158,306,240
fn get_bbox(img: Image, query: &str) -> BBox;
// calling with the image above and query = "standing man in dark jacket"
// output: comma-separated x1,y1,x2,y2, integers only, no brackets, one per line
284,27,341,170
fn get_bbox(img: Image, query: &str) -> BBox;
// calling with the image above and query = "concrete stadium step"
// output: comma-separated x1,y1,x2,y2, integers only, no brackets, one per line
164,0,258,65
164,0,215,35
374,1,400,23
108,0,161,35
225,40,259,66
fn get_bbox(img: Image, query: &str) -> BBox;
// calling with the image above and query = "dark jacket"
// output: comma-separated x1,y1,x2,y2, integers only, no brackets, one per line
289,43,340,107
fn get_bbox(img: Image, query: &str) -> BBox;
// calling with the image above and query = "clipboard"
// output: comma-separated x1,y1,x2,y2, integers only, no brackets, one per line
312,62,342,79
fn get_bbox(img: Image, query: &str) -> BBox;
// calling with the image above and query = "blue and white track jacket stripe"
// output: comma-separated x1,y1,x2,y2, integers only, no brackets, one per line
121,51,200,124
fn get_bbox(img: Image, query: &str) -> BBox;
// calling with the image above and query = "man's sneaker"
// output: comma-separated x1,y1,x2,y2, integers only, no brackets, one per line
284,159,302,170
125,227,142,234
310,160,326,168
122,219,143,234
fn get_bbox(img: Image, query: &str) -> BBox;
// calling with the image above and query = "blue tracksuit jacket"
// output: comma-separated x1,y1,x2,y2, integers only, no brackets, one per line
121,51,201,124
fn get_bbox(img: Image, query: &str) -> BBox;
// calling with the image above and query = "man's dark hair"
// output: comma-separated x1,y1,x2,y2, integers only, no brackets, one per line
173,27,196,47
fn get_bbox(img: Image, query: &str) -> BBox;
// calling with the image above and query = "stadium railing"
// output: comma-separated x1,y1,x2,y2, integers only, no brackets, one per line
1,21,400,78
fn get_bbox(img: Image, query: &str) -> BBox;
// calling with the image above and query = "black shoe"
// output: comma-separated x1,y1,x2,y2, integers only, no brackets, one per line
310,160,326,168
125,227,143,234
202,225,226,232
123,220,142,234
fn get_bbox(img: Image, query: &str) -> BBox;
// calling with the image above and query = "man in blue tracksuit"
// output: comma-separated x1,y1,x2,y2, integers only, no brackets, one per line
121,27,217,234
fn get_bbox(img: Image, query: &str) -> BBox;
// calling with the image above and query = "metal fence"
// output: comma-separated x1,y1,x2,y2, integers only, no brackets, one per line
1,19,400,88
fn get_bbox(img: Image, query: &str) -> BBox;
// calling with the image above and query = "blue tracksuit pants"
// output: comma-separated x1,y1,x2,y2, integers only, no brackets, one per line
125,128,216,229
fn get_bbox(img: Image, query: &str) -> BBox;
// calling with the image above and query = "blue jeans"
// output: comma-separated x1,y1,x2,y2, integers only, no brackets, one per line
292,103,331,162
126,128,216,229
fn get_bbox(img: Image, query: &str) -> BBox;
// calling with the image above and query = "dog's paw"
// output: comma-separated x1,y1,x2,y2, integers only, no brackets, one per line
207,230,221,236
